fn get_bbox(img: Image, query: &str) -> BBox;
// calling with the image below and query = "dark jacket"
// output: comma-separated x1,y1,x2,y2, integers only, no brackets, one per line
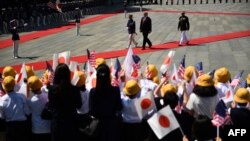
127,19,136,34
75,14,80,23
10,27,20,40
178,15,190,31
230,107,250,128
140,16,152,33
89,86,122,141
48,85,82,141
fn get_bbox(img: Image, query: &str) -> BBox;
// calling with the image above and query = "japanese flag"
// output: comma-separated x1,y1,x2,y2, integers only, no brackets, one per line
134,92,157,120
123,46,134,81
222,83,234,104
160,50,175,75
71,71,80,86
170,64,181,85
147,105,180,139
69,61,80,72
53,51,71,70
16,62,27,85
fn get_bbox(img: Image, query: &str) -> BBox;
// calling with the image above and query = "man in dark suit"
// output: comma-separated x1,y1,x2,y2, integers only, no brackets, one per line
140,12,152,50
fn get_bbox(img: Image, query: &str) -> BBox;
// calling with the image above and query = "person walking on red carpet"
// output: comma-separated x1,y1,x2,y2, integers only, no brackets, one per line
127,14,138,48
178,11,190,46
140,12,152,50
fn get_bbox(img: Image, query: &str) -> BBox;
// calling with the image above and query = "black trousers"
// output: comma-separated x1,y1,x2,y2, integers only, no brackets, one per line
6,120,29,141
32,133,51,141
142,32,152,49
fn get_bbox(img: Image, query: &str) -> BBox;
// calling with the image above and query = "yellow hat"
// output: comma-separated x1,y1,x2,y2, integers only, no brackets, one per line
214,67,231,83
28,76,43,91
234,88,250,103
246,73,250,85
123,80,141,96
184,66,197,81
2,76,15,92
196,74,214,87
25,66,35,79
2,66,16,78
145,64,158,78
95,58,106,68
161,83,177,97
76,71,86,87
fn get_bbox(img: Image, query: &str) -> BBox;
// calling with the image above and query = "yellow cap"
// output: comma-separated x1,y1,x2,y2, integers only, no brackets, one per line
184,66,197,81
28,76,43,91
145,64,158,78
246,73,250,85
161,83,177,97
214,67,231,83
76,71,86,87
2,76,15,92
95,58,106,68
123,80,141,96
234,88,250,103
2,66,16,78
25,66,35,79
196,74,214,87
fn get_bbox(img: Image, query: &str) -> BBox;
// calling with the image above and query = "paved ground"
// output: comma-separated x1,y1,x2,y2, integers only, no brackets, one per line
0,1,250,79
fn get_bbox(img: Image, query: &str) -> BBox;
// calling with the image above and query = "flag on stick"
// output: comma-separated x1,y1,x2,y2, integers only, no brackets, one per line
147,105,181,139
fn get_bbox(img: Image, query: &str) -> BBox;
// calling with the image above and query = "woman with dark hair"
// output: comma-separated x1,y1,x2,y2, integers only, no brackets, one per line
186,74,219,119
89,64,122,141
48,63,82,141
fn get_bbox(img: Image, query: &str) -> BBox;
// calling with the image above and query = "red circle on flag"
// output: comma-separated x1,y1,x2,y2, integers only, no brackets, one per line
140,98,152,109
58,57,65,64
159,115,170,128
226,91,231,99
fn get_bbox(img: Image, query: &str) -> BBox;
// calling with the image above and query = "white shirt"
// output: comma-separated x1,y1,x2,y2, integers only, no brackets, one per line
186,93,219,119
0,91,30,122
140,79,157,96
77,90,90,115
121,92,142,123
28,92,51,134
215,82,229,99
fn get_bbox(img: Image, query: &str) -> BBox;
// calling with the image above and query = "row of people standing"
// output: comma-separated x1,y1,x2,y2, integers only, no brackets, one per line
126,12,190,50
1,60,250,141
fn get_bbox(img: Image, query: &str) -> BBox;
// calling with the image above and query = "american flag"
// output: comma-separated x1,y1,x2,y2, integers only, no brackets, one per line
230,70,244,89
211,100,231,127
207,69,215,79
177,55,185,80
47,0,62,12
132,55,141,70
175,94,183,114
239,80,247,88
195,62,204,77
46,61,55,84
111,58,122,86
0,73,5,96
87,49,96,68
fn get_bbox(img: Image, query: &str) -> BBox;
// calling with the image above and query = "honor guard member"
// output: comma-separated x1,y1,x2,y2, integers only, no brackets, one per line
9,19,20,59
178,11,190,46
75,8,81,36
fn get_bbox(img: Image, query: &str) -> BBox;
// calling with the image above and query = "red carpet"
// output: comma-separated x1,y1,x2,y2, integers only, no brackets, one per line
0,10,122,49
1,10,249,50
150,10,250,16
1,29,250,72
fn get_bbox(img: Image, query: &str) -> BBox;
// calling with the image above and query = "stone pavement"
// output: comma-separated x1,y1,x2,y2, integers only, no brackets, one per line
0,1,250,78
